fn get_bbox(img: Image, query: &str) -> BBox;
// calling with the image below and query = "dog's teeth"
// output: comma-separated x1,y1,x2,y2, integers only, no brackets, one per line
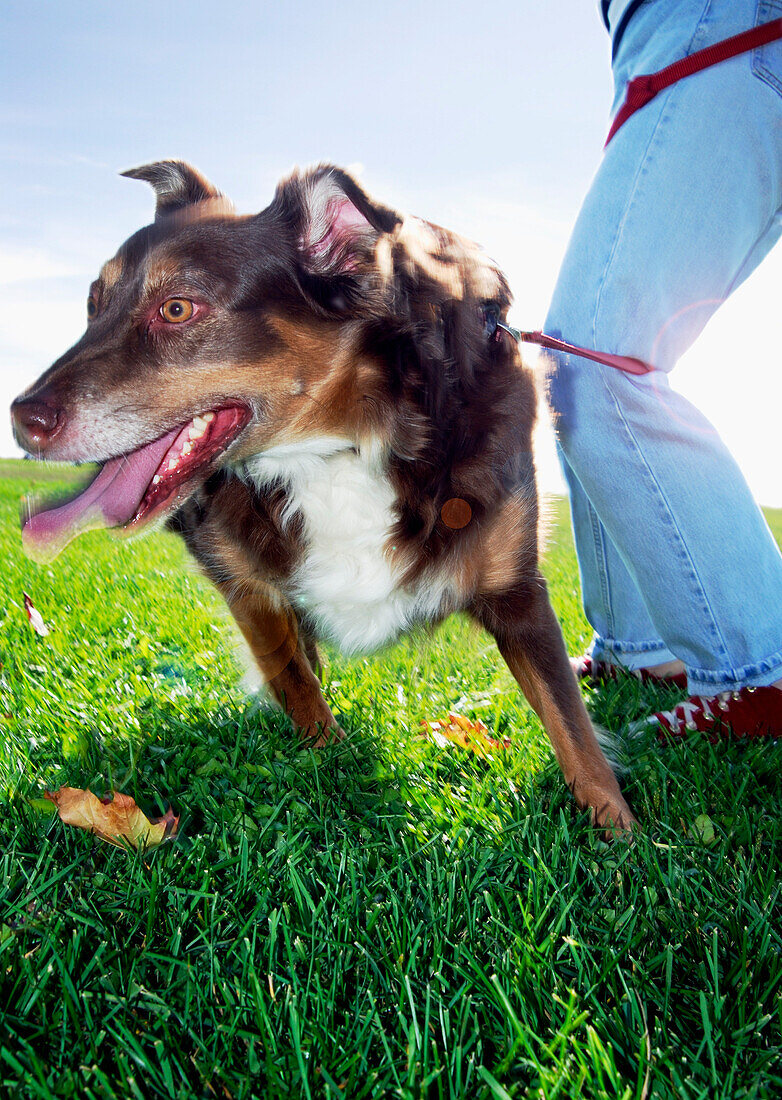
167,458,179,471
192,415,210,432
189,424,206,440
152,475,161,485
202,412,215,424
182,441,193,456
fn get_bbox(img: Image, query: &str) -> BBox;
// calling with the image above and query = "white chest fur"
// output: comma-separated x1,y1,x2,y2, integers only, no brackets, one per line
240,438,451,654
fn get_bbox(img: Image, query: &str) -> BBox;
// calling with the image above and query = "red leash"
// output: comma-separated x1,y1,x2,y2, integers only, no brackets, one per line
504,19,782,375
496,323,654,376
606,18,782,145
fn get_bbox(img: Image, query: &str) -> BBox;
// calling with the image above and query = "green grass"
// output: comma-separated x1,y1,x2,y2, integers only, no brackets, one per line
1,458,781,1099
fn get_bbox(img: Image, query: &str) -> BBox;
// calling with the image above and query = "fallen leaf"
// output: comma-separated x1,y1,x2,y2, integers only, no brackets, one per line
44,787,178,850
420,712,511,757
28,797,57,816
691,813,717,846
23,592,50,636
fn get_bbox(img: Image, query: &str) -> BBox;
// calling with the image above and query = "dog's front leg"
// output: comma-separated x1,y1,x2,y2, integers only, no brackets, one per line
472,577,635,834
219,585,341,745
173,483,340,744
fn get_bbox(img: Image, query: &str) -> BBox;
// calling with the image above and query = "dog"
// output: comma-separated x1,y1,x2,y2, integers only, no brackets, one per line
11,161,634,833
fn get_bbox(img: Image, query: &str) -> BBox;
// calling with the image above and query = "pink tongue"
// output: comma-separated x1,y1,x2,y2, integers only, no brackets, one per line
22,427,180,561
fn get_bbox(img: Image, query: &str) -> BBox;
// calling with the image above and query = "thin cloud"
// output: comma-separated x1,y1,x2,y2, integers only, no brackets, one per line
0,246,84,285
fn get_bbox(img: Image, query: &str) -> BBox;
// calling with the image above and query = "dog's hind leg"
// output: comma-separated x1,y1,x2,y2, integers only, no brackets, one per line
472,577,635,835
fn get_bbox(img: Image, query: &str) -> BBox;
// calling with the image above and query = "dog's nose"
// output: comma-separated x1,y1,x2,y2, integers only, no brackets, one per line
11,397,65,452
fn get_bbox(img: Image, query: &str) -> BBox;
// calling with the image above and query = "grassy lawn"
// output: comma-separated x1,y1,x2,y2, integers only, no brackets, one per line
1,457,781,1099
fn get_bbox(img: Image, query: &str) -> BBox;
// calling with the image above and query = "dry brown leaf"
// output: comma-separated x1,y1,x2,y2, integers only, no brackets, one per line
420,712,511,756
45,787,178,849
23,592,50,636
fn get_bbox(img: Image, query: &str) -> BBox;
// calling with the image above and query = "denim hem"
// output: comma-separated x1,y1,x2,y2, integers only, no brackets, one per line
590,635,678,670
686,644,782,694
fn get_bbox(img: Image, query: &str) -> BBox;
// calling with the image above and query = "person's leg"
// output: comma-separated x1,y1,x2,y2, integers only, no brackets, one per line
558,446,680,672
545,0,782,695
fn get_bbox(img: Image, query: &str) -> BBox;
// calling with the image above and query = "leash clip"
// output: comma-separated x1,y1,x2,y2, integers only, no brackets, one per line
496,320,522,342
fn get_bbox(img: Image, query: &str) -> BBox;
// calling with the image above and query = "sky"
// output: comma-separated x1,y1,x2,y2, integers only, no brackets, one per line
2,0,781,504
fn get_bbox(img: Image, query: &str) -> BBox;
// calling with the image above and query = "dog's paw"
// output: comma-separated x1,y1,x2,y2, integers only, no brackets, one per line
300,724,345,748
594,798,638,840
294,711,345,748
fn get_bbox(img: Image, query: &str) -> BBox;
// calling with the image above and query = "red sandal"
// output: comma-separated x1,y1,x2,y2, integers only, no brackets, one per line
640,685,782,743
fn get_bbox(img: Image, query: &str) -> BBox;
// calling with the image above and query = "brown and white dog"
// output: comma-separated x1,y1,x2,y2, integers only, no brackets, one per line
11,161,633,832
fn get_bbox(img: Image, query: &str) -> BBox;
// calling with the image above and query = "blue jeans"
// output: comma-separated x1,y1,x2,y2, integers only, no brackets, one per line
545,0,782,695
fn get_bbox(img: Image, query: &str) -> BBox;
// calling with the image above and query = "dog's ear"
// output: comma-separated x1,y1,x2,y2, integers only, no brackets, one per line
121,160,229,220
294,166,401,276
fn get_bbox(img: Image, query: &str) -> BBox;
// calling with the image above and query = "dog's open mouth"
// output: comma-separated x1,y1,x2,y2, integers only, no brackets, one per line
22,404,251,559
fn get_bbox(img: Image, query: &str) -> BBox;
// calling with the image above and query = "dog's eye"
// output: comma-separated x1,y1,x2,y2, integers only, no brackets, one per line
160,298,194,324
87,297,98,320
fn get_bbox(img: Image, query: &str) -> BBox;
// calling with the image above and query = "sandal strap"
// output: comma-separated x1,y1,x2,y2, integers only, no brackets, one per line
571,653,687,690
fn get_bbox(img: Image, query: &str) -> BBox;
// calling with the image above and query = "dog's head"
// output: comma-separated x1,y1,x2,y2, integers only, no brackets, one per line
11,161,511,558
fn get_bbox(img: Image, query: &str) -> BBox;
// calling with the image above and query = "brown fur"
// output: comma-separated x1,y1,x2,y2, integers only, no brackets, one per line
11,161,634,833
